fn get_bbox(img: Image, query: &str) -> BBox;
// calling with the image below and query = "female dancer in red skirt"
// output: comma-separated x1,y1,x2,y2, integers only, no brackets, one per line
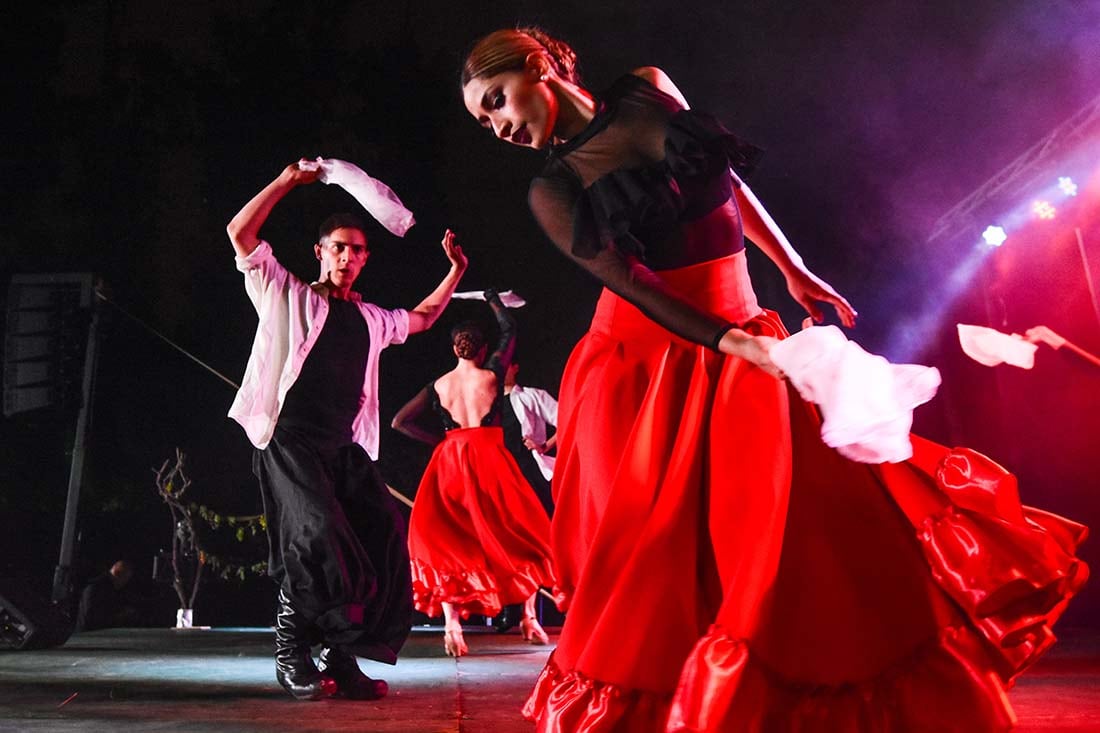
460,28,1088,732
394,290,556,656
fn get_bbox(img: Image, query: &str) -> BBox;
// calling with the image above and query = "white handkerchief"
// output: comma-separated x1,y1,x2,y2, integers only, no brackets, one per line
298,158,415,237
957,324,1037,369
451,290,527,308
770,325,941,464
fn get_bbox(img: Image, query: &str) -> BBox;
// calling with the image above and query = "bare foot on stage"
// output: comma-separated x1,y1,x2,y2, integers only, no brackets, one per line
520,615,549,645
444,620,468,657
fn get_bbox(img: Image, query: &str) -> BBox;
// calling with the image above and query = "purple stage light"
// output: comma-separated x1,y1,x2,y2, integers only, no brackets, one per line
1057,176,1078,196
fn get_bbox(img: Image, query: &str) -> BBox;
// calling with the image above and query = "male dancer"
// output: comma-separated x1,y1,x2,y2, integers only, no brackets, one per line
227,160,467,701
495,358,558,631
501,359,557,517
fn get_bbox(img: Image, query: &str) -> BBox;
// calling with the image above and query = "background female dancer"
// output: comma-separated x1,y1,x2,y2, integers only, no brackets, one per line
461,28,1087,731
393,290,556,656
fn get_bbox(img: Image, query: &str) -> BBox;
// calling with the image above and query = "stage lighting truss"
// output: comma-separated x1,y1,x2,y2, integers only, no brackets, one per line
927,93,1100,243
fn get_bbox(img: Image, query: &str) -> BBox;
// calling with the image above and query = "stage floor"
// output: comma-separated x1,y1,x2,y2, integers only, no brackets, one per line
1,626,1098,732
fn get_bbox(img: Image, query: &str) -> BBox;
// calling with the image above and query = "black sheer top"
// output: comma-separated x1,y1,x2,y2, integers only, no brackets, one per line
428,292,516,431
528,73,763,349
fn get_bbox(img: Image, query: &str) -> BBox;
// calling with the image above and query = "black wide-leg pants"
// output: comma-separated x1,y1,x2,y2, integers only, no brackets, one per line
254,427,412,664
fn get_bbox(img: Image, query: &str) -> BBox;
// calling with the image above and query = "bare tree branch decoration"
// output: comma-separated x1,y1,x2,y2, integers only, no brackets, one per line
154,448,205,611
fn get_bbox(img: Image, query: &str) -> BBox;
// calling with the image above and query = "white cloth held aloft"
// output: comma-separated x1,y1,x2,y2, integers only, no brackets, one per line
770,325,941,464
298,158,415,237
957,324,1037,369
451,290,527,308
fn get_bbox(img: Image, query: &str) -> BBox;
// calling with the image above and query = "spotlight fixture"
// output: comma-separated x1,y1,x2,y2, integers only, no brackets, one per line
982,225,1008,247
1057,176,1078,197
1032,201,1057,220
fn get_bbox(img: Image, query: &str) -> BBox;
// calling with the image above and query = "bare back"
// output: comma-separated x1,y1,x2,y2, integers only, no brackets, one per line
392,292,517,443
434,365,501,429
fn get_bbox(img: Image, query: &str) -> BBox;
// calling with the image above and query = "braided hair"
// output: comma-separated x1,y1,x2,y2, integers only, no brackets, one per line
451,321,487,360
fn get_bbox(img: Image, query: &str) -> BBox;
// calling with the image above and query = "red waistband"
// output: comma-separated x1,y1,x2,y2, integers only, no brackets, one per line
590,252,762,343
443,425,503,441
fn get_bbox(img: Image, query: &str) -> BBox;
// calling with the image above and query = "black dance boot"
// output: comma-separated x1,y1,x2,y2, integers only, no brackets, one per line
318,645,389,700
274,589,337,701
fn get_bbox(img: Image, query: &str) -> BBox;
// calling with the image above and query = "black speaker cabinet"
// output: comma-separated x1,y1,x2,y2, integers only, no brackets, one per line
4,273,96,417
0,581,73,650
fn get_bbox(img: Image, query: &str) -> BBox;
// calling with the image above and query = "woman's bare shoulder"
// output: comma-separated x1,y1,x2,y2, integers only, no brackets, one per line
629,66,690,108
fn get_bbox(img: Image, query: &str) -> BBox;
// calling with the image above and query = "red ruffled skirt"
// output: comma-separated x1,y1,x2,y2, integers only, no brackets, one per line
524,253,1087,732
407,426,556,619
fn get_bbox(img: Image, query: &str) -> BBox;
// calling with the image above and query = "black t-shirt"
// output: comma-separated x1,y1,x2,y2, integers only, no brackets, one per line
528,73,762,348
278,297,370,448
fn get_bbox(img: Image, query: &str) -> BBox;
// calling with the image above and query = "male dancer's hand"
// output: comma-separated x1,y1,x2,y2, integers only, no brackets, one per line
228,159,323,258
407,229,469,334
441,229,468,274
523,436,551,454
286,158,323,187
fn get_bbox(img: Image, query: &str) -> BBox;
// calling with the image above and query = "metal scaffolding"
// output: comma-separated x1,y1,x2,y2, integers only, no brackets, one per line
926,92,1100,243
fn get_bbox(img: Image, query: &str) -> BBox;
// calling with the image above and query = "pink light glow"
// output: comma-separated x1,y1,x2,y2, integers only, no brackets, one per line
1032,200,1057,220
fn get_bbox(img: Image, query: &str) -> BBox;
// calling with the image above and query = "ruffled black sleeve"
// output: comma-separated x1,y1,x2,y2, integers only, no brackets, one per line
664,107,763,186
525,74,765,350
529,172,735,349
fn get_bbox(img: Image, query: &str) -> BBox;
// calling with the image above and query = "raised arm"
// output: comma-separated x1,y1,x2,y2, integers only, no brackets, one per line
407,229,469,334
481,289,517,377
735,185,856,327
226,160,321,258
637,66,856,329
391,386,444,446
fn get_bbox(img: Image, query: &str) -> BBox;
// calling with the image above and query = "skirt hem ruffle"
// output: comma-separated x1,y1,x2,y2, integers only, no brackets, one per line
525,626,1019,733
411,557,555,619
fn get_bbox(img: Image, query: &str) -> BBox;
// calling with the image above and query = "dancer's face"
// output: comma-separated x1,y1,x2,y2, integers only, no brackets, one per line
463,65,558,150
315,227,369,290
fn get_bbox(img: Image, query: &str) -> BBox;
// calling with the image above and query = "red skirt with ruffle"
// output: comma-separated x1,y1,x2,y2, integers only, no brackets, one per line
406,426,556,619
524,254,1087,732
